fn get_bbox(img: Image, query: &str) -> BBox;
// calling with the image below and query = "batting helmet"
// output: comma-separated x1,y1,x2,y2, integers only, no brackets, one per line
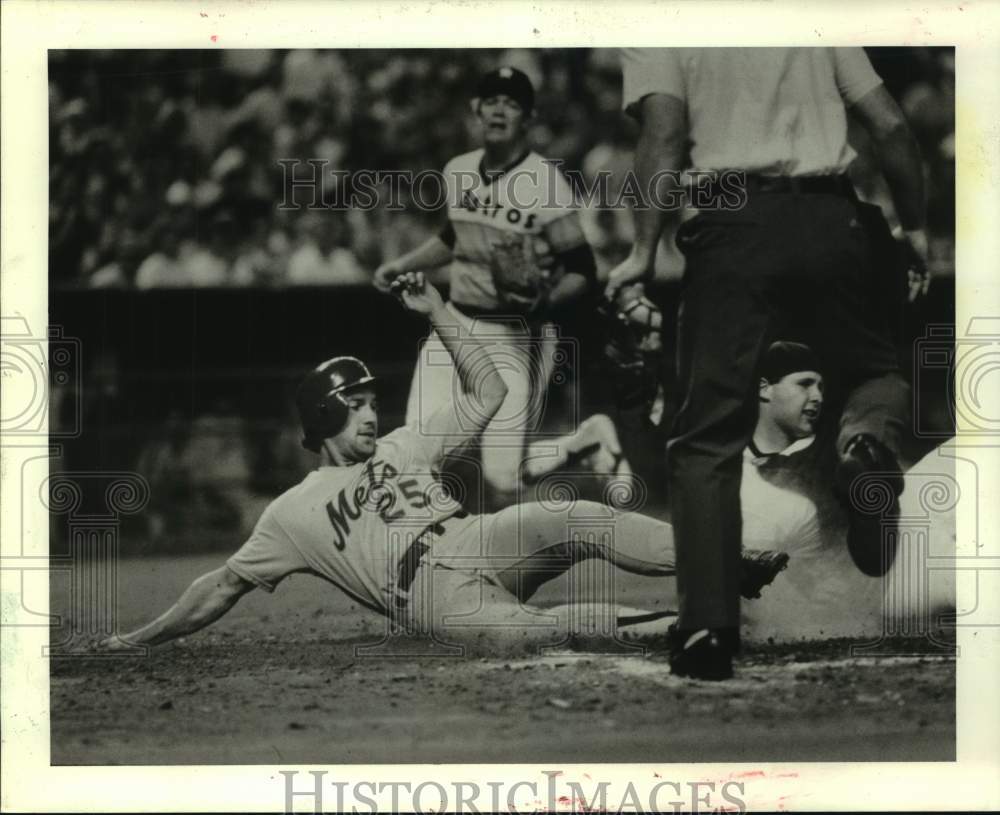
296,356,376,453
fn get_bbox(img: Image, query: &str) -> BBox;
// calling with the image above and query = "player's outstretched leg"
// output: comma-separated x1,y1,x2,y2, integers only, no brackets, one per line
485,501,789,604
484,500,673,603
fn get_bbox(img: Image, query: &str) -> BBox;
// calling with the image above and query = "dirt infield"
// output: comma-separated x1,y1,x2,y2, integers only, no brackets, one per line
50,555,955,765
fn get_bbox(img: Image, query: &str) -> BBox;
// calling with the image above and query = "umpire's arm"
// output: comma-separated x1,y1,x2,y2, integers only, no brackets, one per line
850,84,927,247
102,566,255,649
850,83,930,301
606,93,687,297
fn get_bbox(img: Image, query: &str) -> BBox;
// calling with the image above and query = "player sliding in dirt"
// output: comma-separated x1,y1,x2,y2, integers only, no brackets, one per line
103,274,788,653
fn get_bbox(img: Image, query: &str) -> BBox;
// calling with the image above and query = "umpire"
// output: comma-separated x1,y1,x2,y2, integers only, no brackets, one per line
608,48,928,680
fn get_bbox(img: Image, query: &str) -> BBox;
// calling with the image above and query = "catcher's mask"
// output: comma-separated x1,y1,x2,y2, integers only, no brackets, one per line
600,285,663,411
296,356,377,453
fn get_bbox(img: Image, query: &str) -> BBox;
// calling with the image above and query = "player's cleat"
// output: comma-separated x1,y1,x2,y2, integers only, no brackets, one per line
739,549,790,599
523,414,631,484
836,433,904,577
566,414,629,476
668,626,737,681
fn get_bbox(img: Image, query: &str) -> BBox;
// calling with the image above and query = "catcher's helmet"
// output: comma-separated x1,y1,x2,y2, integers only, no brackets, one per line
296,356,376,453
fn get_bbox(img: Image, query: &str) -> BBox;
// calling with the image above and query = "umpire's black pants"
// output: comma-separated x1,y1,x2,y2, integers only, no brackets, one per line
670,191,910,632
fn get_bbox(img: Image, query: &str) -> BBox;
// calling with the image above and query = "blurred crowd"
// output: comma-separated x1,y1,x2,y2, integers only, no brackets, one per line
49,47,956,289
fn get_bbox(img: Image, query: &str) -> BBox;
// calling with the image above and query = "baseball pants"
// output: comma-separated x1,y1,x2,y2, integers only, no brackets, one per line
404,501,676,645
405,302,559,497
670,191,910,632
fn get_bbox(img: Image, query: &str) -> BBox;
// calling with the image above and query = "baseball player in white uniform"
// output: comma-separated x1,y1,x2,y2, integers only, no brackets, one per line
374,67,597,509
102,274,788,652
740,341,954,640
740,342,828,556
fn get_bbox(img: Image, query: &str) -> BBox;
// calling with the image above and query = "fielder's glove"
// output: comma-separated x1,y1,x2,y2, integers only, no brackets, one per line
489,234,555,313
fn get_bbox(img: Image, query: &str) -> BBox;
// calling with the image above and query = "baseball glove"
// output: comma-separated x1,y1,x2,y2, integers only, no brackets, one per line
600,283,664,410
489,234,555,312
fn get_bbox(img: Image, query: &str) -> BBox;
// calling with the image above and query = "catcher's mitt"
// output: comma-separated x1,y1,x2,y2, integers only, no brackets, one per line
600,283,664,412
489,234,555,312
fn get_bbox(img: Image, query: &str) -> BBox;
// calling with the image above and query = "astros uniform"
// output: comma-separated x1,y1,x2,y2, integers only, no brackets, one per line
405,149,589,497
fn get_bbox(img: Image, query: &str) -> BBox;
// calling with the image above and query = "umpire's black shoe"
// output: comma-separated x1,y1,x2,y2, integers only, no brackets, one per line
836,433,904,577
740,549,790,599
669,627,737,681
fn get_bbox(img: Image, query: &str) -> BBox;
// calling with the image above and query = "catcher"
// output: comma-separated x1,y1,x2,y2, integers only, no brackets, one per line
102,274,788,653
373,66,598,509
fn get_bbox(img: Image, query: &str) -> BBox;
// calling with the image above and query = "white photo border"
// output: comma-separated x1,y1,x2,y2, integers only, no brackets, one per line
2,1,999,811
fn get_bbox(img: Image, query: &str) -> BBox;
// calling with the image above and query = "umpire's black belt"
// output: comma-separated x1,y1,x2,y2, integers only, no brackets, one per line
740,173,858,198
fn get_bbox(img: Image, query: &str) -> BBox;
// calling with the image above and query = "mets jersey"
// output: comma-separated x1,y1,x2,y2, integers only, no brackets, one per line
443,148,587,311
226,422,479,615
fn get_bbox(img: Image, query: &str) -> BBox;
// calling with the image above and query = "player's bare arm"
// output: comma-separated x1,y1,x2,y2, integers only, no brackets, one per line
393,271,508,435
546,271,589,307
605,93,686,299
102,566,256,650
531,214,597,312
544,237,593,310
373,234,454,293
849,83,929,298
